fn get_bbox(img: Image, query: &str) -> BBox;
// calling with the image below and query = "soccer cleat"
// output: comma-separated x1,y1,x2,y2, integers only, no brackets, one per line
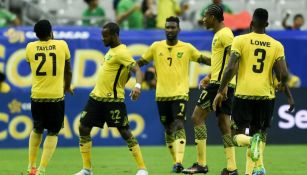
250,133,261,162
35,170,45,175
27,167,37,175
172,163,184,173
182,163,208,174
74,169,94,175
220,168,239,175
252,167,266,175
136,169,148,175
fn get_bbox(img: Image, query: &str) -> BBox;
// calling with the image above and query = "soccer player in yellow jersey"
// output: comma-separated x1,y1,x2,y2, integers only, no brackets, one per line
74,22,148,175
137,16,211,173
182,4,238,175
213,8,295,175
26,20,73,175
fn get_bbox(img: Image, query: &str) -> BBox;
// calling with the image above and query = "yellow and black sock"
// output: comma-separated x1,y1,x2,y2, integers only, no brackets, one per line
28,130,43,170
233,134,251,147
175,129,186,164
165,132,176,164
79,135,92,170
127,136,146,169
194,125,207,166
255,132,266,168
245,147,255,175
38,135,58,172
222,134,237,171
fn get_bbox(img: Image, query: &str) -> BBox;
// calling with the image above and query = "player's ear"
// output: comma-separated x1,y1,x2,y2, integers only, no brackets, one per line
50,32,54,39
265,22,269,27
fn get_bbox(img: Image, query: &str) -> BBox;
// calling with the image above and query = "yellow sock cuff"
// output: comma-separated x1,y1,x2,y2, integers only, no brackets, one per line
233,134,251,147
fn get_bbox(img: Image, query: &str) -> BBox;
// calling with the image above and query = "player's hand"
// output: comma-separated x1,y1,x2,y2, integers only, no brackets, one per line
213,87,227,111
130,87,141,101
64,86,74,95
199,75,210,89
287,96,295,112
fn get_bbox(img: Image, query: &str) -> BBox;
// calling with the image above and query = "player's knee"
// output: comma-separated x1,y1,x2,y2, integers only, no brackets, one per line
118,126,132,140
174,119,184,130
78,124,91,136
33,127,44,134
47,131,59,136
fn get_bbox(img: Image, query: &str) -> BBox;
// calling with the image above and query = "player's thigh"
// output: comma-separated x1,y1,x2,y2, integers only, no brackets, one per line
31,100,65,133
232,97,253,130
197,84,221,113
171,100,187,120
217,87,235,117
156,101,173,126
80,97,106,128
251,99,275,131
104,102,129,128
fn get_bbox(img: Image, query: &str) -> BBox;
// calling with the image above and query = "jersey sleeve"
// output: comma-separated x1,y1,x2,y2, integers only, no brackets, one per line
62,41,71,61
275,42,285,62
118,51,136,67
25,43,30,62
230,36,242,56
140,42,155,64
188,43,201,62
221,30,234,48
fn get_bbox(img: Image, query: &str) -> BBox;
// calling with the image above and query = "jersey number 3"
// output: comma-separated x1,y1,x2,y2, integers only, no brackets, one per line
35,53,56,76
253,48,266,73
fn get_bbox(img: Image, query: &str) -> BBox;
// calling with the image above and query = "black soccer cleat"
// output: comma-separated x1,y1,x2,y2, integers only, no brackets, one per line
182,163,208,174
172,163,184,173
220,168,239,175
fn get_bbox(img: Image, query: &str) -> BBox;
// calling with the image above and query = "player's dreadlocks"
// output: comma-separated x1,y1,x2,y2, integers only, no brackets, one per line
34,19,52,40
206,4,224,22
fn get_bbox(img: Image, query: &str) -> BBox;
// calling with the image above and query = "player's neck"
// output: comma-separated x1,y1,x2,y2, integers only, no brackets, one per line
213,22,224,33
253,28,265,34
166,39,178,46
39,37,51,42
110,41,121,48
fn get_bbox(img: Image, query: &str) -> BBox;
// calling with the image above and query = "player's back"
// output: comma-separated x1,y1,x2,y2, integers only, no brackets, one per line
232,32,285,99
26,40,70,99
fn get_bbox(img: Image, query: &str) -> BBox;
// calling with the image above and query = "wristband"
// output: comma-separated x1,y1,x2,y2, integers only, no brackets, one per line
135,83,141,89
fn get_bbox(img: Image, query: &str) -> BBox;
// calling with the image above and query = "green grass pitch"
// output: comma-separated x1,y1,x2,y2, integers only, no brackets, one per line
1,145,306,175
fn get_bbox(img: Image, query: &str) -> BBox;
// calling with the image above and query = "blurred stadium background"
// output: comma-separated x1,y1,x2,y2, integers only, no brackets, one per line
0,0,307,175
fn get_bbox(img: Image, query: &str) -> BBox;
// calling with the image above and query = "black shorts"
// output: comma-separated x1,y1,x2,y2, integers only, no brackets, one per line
80,97,129,128
156,100,187,126
232,97,275,130
197,83,234,116
31,100,65,133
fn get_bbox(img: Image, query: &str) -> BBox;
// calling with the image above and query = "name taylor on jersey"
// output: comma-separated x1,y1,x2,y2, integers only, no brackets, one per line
36,45,56,51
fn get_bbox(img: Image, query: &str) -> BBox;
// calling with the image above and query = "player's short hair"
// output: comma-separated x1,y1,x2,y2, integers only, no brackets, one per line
206,4,224,22
34,20,52,39
166,16,180,27
84,0,93,4
103,22,120,36
294,14,304,20
253,8,268,23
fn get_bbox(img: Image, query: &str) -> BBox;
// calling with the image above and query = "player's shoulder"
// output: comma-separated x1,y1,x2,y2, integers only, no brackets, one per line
269,37,284,48
51,39,68,46
151,40,164,47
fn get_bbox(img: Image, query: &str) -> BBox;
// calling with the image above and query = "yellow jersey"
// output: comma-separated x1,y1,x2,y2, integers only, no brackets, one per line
156,0,180,28
139,40,201,101
210,27,236,86
26,40,70,100
231,32,285,99
90,44,135,102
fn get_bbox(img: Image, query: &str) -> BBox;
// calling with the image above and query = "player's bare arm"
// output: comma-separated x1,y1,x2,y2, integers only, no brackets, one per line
64,60,73,95
197,54,211,65
213,51,239,111
273,59,295,112
129,63,142,101
199,73,211,89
